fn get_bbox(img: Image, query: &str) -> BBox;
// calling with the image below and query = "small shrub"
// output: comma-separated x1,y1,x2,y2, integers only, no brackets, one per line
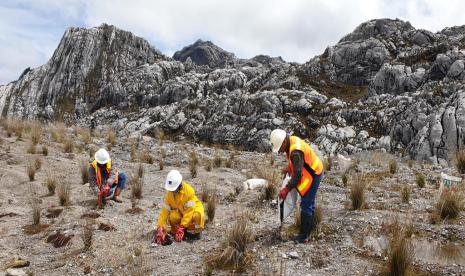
389,160,398,174
137,163,144,178
41,145,48,156
416,173,425,188
82,220,93,251
57,182,71,206
350,181,365,210
206,194,216,223
31,198,41,225
456,149,465,174
63,138,74,153
132,175,144,199
80,159,89,184
130,144,137,162
204,159,212,171
263,180,278,201
30,124,43,145
213,152,222,168
190,151,199,178
385,227,414,276
139,151,154,164
44,175,57,195
201,184,210,202
400,186,410,204
435,191,464,220
107,128,117,146
34,157,42,171
342,174,348,187
27,143,36,154
27,162,36,181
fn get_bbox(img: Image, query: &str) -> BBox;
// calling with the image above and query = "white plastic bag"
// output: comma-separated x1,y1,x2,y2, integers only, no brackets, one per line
279,175,298,223
243,178,268,190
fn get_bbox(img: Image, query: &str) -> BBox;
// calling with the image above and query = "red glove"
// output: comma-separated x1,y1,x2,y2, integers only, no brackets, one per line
175,226,186,242
100,183,110,198
156,227,166,245
279,186,290,200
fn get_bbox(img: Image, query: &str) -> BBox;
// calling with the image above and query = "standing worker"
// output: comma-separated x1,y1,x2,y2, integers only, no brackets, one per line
155,170,205,244
270,129,324,243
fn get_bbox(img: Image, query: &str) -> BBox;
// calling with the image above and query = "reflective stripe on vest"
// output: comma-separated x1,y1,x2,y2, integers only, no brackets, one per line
91,159,117,188
287,136,323,197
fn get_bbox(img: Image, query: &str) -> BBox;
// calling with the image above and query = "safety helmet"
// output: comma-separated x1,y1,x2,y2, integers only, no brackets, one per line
165,170,183,191
270,129,287,153
95,148,110,164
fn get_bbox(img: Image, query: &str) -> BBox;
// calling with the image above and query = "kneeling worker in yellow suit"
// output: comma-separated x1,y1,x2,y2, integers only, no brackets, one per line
156,170,205,244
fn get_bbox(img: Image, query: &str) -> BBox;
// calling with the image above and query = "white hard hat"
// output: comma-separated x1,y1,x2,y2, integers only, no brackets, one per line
270,129,287,153
95,148,110,164
165,170,183,191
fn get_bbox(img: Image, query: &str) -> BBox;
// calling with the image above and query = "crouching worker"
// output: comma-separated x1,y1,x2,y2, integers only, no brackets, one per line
89,148,127,207
156,170,205,244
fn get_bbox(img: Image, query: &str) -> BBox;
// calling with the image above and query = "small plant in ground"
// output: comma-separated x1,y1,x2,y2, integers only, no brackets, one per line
42,145,48,156
265,152,275,166
130,144,137,162
159,158,164,170
434,191,464,221
27,162,36,181
81,129,92,145
80,159,89,184
206,194,216,223
189,151,199,178
225,152,235,168
107,128,117,146
389,160,398,174
132,174,144,199
350,181,365,210
30,124,43,145
201,184,210,202
213,152,222,168
407,159,413,168
63,138,74,153
139,151,154,164
57,182,71,206
44,175,57,195
325,155,332,171
27,143,36,154
263,180,278,201
82,219,93,251
205,214,254,271
155,128,165,146
137,163,144,178
34,157,42,171
31,198,41,225
384,222,414,276
204,159,212,172
416,173,425,188
456,149,465,174
400,186,410,204
342,174,348,187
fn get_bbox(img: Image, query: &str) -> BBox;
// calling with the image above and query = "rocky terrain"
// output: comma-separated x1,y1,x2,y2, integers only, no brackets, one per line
0,120,464,276
1,19,465,163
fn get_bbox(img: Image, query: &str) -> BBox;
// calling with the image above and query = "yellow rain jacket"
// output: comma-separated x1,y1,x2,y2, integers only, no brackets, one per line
157,182,205,230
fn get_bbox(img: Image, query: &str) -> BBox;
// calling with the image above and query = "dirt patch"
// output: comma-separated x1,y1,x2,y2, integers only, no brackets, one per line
126,207,144,214
46,232,72,248
80,212,100,219
45,208,63,219
0,212,19,218
98,223,116,231
22,224,49,235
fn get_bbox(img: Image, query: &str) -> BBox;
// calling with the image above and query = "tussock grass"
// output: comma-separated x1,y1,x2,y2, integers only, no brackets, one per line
107,128,117,146
44,174,57,195
132,174,144,199
389,160,398,174
41,145,48,156
342,174,348,187
34,157,42,171
400,186,410,204
63,138,74,153
57,182,71,206
80,159,89,184
204,159,212,171
137,163,144,178
27,143,36,154
205,214,254,271
325,156,332,171
130,144,137,162
416,173,425,188
254,165,280,201
155,128,165,146
434,191,464,221
206,194,216,223
30,122,43,145
27,161,36,181
383,219,414,276
139,151,154,164
456,149,465,174
201,184,210,202
225,152,235,168
350,181,365,210
213,152,222,168
189,151,199,178
31,198,41,225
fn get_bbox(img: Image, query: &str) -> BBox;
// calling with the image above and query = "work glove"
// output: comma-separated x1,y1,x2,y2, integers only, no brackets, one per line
175,226,186,242
156,227,166,245
101,183,111,198
279,186,290,200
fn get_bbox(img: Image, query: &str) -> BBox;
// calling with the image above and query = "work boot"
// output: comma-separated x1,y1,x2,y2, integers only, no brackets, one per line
293,213,314,243
112,195,122,203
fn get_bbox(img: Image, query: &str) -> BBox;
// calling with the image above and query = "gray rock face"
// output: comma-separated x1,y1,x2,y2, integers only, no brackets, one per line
1,19,465,162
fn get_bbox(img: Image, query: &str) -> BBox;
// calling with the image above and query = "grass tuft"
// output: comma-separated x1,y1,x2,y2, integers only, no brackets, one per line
57,182,71,206
350,181,365,210
206,194,216,223
80,159,89,184
389,160,398,174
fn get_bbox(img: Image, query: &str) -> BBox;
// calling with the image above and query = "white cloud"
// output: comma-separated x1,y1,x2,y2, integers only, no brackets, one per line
1,0,465,84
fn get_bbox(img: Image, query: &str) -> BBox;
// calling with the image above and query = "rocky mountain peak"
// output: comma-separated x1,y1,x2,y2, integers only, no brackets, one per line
173,39,236,68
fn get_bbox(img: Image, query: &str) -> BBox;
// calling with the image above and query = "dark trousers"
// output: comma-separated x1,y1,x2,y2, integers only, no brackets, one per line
300,173,322,216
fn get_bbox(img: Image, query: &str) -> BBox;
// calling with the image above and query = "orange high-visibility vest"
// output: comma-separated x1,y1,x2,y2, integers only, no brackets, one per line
286,136,324,197
91,160,118,188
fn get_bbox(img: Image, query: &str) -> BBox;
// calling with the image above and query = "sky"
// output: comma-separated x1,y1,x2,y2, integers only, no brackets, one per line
1,0,464,85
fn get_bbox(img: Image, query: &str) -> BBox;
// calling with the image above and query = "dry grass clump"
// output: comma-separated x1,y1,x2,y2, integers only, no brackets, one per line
30,198,41,225
51,123,66,143
27,161,36,181
350,181,365,210
80,159,89,184
383,220,414,276
107,128,117,146
342,174,348,187
456,149,465,174
213,152,223,168
400,186,410,204
201,184,210,202
41,145,48,156
389,160,398,174
204,159,212,172
265,152,275,166
254,165,280,201
44,174,57,195
189,151,199,178
225,152,235,168
81,129,92,145
155,128,165,146
325,155,332,171
82,219,93,251
415,173,425,188
130,144,137,162
206,194,217,223
139,151,154,164
63,138,74,153
30,123,43,145
132,174,144,199
137,163,144,178
27,143,36,154
34,157,42,171
432,191,464,222
205,214,254,271
57,182,71,206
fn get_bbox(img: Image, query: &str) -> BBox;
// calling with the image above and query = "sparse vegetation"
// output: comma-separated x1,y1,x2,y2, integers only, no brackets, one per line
204,159,212,171
31,198,41,225
213,152,222,168
27,143,36,154
34,157,42,171
201,184,210,202
44,175,57,195
456,149,465,174
350,181,365,210
155,128,165,146
434,191,464,221
57,182,71,206
342,174,348,187
42,145,48,156
139,151,154,164
189,151,199,178
27,162,36,181
225,152,235,168
63,138,74,153
325,155,332,171
130,144,137,162
416,173,425,188
206,194,216,223
384,221,414,276
82,219,93,251
107,128,117,146
389,160,397,174
206,214,254,271
132,174,144,199
137,163,144,178
80,159,89,184
400,186,410,204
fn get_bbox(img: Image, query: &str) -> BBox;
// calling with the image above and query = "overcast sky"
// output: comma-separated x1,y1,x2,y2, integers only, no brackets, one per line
1,0,464,85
